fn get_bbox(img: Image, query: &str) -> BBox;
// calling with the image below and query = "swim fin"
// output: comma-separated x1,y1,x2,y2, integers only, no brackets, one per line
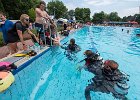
14,53,28,57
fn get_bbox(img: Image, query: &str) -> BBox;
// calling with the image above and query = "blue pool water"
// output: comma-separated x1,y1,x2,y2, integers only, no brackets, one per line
0,26,140,100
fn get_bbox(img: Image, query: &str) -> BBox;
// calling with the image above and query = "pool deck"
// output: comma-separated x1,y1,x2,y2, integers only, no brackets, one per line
0,35,66,71
0,40,34,59
0,28,78,73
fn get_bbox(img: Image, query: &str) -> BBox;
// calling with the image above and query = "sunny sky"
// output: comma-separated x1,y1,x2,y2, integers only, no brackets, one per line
45,0,140,18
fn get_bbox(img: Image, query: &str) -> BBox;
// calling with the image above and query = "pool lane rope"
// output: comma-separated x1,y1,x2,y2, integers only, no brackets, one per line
87,26,98,53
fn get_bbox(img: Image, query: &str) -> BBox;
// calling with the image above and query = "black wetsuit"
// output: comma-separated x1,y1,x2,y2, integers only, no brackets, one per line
61,44,81,61
84,53,99,66
61,44,81,52
67,44,81,52
85,67,129,100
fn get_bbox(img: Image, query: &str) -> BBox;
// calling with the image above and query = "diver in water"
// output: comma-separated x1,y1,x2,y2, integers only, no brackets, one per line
136,33,140,37
61,38,81,61
77,50,103,72
85,60,129,100
64,38,81,52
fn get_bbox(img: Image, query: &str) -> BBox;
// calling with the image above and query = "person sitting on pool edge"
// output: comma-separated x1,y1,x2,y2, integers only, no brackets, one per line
45,20,60,46
61,38,81,52
7,14,40,54
85,60,129,100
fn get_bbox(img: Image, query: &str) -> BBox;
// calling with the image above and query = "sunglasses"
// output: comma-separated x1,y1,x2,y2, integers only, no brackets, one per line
25,19,29,22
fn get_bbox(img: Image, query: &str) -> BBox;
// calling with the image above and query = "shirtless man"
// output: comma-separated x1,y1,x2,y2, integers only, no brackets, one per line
35,1,52,44
35,1,50,28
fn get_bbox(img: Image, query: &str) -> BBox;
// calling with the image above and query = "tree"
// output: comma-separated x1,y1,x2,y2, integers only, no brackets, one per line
122,15,134,22
1,0,40,19
75,8,83,21
122,16,127,22
92,11,107,24
134,14,140,24
47,0,68,19
83,8,91,22
122,14,140,24
75,7,91,23
28,8,35,22
0,0,5,12
108,12,121,21
68,10,75,20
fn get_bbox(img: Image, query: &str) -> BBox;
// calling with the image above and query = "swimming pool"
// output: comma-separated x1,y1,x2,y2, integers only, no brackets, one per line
0,26,140,100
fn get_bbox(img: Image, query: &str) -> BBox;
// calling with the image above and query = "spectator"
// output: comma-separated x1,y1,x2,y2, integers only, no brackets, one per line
35,1,54,45
0,11,14,45
7,14,39,54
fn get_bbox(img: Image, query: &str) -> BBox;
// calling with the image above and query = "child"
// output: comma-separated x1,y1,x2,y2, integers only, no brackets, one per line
61,38,81,52
84,50,99,66
0,11,14,45
61,39,81,61
46,22,60,46
77,50,100,72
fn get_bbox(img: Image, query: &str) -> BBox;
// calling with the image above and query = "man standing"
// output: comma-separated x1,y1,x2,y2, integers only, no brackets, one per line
35,1,54,45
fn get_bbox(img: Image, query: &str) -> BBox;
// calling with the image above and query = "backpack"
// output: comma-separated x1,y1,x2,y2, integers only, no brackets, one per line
8,21,21,33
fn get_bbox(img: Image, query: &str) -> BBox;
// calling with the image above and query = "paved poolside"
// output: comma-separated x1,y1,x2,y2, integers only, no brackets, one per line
0,40,34,59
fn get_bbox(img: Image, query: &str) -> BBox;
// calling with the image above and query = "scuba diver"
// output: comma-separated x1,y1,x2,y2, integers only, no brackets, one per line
77,50,103,72
77,50,129,99
61,38,81,61
85,60,130,100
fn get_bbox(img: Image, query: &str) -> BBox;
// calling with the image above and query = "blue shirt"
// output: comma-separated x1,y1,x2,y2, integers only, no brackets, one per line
0,20,14,43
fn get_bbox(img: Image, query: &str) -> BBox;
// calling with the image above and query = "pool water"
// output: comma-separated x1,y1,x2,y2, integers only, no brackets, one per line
0,26,140,100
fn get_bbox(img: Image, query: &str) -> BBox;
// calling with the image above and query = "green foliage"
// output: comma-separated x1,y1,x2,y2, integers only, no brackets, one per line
1,0,40,19
28,8,35,22
0,0,5,12
122,14,140,24
47,0,68,19
92,11,107,24
75,8,83,21
68,10,75,20
122,16,127,22
92,11,121,24
134,14,140,24
75,8,91,23
108,12,121,21
0,0,139,24
0,32,4,47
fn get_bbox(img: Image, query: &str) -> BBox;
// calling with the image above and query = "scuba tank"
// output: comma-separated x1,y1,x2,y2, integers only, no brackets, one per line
102,67,130,95
114,81,129,95
113,71,130,95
